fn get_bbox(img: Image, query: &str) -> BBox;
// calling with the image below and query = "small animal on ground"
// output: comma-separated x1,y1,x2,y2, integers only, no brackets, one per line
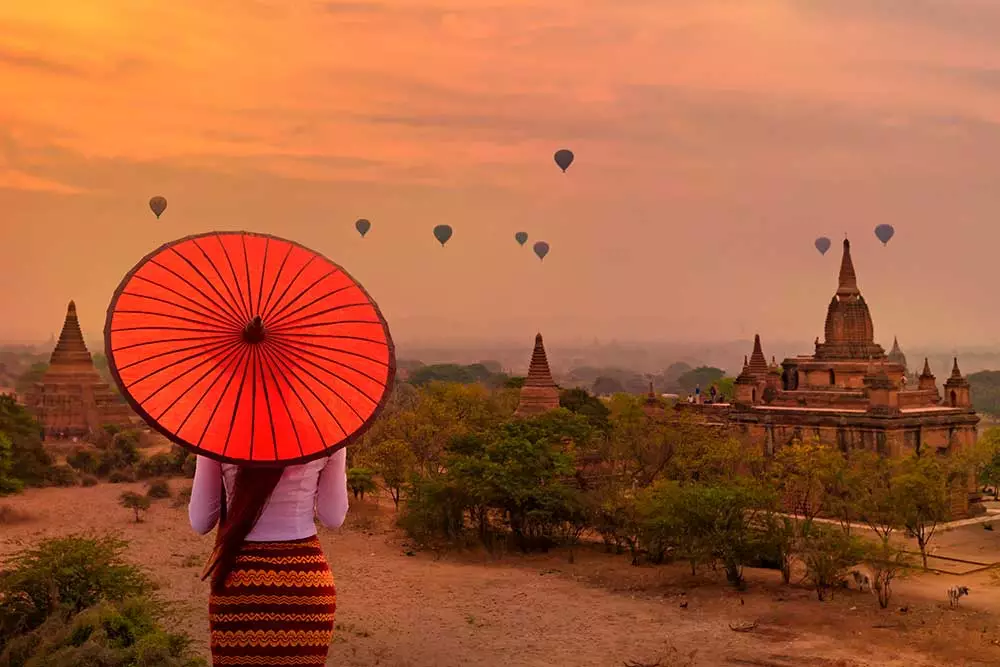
947,586,970,608
850,570,871,592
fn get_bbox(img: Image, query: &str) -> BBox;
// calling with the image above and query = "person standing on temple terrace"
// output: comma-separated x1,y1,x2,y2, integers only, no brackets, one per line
710,385,718,403
695,384,702,403
189,449,349,666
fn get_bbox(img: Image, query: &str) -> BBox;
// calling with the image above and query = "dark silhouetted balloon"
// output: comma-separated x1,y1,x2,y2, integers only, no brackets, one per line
515,231,528,246
149,196,167,219
355,218,371,237
433,224,453,246
554,149,574,172
874,224,895,246
533,241,550,261
815,237,831,255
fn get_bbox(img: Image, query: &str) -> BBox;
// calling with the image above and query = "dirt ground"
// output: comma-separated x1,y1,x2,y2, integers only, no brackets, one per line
2,482,1000,667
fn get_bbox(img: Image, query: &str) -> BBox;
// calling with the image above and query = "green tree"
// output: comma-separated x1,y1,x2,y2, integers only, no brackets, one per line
347,467,377,500
894,455,951,569
799,524,867,601
362,439,415,509
119,492,151,523
0,431,23,495
867,540,912,609
676,366,726,395
0,394,52,488
559,388,611,432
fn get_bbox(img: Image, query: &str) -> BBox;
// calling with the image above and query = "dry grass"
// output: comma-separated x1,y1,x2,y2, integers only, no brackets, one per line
0,503,31,525
2,485,1000,667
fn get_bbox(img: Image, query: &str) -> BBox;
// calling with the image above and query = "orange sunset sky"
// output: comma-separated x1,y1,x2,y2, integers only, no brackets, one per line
3,0,1000,347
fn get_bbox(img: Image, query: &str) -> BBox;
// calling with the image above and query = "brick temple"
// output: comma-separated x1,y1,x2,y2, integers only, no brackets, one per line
515,333,561,417
681,238,981,515
23,301,132,439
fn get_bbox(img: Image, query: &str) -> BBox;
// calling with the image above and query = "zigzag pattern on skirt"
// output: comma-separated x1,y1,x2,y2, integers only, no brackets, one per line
209,535,336,666
211,629,334,648
225,569,334,588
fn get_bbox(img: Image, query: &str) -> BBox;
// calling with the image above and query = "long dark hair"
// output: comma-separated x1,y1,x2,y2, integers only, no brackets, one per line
202,466,286,593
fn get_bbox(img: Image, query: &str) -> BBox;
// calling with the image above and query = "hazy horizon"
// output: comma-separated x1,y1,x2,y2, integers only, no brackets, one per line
5,2,1000,348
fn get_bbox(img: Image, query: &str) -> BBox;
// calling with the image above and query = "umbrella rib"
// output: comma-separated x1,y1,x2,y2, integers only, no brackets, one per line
221,342,253,459
151,257,245,327
264,268,341,327
112,332,233,353
190,237,250,324
260,333,387,346
117,336,238,373
196,346,251,450
266,303,374,334
268,332,389,377
112,325,237,334
174,344,246,437
255,238,269,318
131,276,243,329
113,309,235,331
260,343,329,453
258,344,305,459
265,338,380,410
125,337,242,390
150,342,244,422
254,345,279,461
259,242,294,321
219,234,252,322
264,319,382,333
265,284,352,330
260,255,317,323
262,340,364,424
241,234,257,319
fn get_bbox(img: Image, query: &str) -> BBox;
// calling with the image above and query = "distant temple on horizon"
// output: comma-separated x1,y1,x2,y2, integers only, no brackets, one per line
514,333,561,417
23,301,132,439
681,238,981,516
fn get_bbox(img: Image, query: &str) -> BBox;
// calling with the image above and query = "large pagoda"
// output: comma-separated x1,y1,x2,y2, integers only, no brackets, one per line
514,333,561,417
23,301,132,438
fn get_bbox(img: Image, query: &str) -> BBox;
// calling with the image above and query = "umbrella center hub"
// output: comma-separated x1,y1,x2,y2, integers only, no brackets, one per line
242,316,266,344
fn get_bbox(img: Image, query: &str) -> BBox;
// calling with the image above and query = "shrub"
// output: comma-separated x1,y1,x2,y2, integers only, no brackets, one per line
0,535,150,642
799,524,867,601
108,468,136,484
0,536,201,666
45,464,80,488
96,432,141,476
66,447,101,475
119,492,151,522
0,505,31,525
146,480,171,499
347,468,377,500
172,485,192,509
80,474,99,488
136,453,177,480
181,455,196,479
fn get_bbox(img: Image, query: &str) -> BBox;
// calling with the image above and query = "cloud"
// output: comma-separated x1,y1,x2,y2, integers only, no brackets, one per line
0,47,84,76
0,168,84,194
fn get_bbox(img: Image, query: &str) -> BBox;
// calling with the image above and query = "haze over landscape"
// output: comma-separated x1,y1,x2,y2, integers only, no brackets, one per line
4,1,1000,351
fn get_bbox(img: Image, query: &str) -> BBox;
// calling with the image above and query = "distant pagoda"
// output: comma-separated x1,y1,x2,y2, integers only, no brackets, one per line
514,333,561,417
23,301,132,439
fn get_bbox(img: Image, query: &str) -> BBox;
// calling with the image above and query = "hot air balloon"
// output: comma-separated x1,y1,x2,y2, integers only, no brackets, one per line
433,224,453,246
533,241,550,261
815,237,832,255
515,232,528,246
874,224,895,246
149,196,167,219
355,218,371,237
554,149,574,173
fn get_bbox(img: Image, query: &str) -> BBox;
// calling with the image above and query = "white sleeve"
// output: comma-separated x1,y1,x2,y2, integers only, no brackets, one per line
188,455,222,535
315,448,349,529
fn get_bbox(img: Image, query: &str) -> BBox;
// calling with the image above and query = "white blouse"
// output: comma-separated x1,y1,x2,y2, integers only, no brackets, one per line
188,448,349,542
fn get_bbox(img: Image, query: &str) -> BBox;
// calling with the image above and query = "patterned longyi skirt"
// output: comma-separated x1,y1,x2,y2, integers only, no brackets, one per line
208,535,337,666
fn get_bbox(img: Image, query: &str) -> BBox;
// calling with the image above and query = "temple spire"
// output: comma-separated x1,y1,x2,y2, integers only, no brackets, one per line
837,238,860,296
515,333,560,417
748,334,768,376
921,358,933,378
951,357,963,379
49,300,94,367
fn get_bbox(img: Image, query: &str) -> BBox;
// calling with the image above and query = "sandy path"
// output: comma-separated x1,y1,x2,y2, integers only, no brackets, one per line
2,483,1000,667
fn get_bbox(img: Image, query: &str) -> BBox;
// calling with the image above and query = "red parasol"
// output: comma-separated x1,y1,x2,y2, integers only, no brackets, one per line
104,231,395,465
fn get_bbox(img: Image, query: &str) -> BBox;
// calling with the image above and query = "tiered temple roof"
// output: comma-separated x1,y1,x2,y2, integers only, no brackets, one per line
514,333,561,417
887,337,907,372
23,301,132,438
